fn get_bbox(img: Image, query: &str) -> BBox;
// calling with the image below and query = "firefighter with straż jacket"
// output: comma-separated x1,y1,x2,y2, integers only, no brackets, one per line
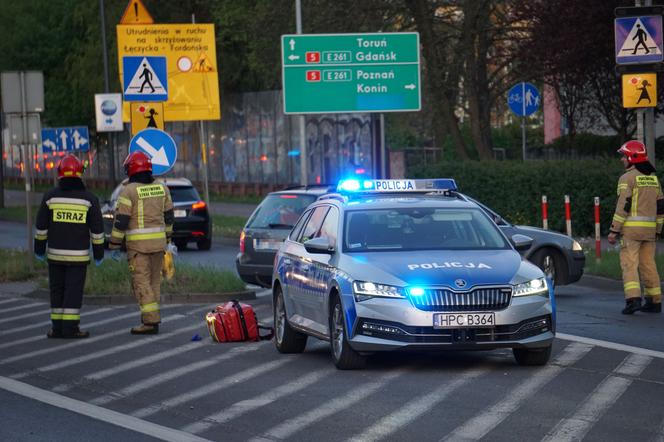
109,151,174,335
34,154,105,338
608,140,664,314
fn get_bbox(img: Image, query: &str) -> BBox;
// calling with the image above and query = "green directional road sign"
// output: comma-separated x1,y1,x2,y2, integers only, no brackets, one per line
281,32,421,114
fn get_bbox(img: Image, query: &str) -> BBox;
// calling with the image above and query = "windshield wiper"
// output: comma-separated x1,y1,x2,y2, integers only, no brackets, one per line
267,223,294,229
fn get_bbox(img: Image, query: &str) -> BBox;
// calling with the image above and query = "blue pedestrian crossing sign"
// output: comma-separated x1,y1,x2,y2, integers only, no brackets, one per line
41,127,90,153
123,56,168,101
507,82,540,117
129,128,177,176
615,16,663,64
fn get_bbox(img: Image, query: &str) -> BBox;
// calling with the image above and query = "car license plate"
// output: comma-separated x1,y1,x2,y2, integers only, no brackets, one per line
174,209,187,218
253,239,283,250
433,313,495,328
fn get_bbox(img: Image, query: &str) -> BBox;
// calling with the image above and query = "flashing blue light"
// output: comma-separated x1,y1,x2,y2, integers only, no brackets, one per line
287,150,300,157
409,287,425,296
362,180,374,189
429,178,458,191
338,179,361,192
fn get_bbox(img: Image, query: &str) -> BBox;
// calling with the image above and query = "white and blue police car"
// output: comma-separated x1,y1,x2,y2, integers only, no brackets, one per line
272,178,555,369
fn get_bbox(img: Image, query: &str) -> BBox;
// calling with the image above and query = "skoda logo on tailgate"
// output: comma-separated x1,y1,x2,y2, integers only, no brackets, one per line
455,279,467,288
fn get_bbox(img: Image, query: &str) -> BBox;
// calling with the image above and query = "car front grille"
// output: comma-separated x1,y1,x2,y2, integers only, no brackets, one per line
408,286,512,312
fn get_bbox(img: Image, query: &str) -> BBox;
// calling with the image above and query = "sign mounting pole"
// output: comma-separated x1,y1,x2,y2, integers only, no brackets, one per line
192,13,210,203
644,0,656,166
296,0,307,186
20,72,34,265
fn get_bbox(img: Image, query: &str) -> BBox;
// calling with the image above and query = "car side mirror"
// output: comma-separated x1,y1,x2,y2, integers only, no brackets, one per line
511,234,533,252
304,237,335,255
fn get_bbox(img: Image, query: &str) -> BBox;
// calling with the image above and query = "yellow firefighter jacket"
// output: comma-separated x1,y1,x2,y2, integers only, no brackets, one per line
109,181,174,253
610,166,664,241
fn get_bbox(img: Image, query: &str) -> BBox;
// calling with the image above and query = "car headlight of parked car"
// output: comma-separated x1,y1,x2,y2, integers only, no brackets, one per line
572,240,583,251
353,281,405,301
512,277,548,297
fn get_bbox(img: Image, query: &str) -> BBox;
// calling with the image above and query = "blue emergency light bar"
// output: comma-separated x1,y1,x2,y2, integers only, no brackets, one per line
336,178,458,193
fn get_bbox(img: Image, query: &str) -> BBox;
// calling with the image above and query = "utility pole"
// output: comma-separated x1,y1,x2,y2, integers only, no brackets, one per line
643,0,656,167
296,0,308,186
99,0,117,183
192,13,210,203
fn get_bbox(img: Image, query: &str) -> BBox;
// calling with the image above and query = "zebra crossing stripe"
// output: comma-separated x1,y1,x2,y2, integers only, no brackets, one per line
0,307,114,336
0,301,46,314
557,333,664,360
439,342,593,442
542,353,652,442
182,369,331,434
347,368,488,442
0,308,51,324
250,370,407,442
90,344,265,406
0,298,26,306
132,357,289,418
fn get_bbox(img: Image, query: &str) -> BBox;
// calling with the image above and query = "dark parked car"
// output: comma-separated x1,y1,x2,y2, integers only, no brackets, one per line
236,185,333,287
463,195,585,286
103,177,212,250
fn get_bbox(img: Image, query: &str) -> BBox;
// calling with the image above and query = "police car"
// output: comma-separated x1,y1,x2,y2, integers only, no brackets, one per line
272,178,555,369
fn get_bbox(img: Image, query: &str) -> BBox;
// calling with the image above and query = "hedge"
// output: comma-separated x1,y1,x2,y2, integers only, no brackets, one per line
411,159,664,237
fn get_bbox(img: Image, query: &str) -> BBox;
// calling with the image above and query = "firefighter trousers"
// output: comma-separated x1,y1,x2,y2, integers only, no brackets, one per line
620,238,662,302
48,263,87,336
128,251,163,325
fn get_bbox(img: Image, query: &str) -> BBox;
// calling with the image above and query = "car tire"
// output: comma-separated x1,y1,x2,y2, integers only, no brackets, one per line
274,285,307,353
329,294,366,370
197,237,212,251
531,248,566,287
513,345,552,366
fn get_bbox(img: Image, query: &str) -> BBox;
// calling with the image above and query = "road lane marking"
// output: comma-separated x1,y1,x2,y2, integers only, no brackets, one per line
345,367,487,442
132,357,290,419
90,344,264,406
542,353,652,442
0,301,46,314
0,375,213,442
0,311,188,365
439,342,593,442
0,307,114,336
183,369,331,434
557,333,664,360
251,369,407,442
13,323,205,380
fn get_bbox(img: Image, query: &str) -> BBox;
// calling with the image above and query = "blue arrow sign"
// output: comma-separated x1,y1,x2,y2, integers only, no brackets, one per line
615,16,663,64
507,83,540,117
129,128,177,176
123,56,168,102
41,127,89,152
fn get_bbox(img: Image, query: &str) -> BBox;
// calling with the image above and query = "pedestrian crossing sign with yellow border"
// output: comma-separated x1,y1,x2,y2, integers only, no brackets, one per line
622,73,657,108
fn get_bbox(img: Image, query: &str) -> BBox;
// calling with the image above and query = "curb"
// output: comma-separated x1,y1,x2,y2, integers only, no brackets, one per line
573,274,624,292
23,288,256,305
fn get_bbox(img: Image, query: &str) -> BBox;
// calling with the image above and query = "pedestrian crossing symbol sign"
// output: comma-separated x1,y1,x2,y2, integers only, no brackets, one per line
122,56,168,102
615,16,663,64
622,73,657,108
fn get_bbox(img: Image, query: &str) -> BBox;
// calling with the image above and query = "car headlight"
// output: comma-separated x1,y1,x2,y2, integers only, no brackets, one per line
353,281,405,301
513,278,548,297
572,240,583,251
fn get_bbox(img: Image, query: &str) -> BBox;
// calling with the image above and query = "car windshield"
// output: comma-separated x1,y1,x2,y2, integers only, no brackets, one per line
168,186,200,203
343,207,509,252
247,194,317,229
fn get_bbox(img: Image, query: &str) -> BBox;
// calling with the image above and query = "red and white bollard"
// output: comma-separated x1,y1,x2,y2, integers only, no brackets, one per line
594,197,601,260
541,195,548,230
564,195,572,237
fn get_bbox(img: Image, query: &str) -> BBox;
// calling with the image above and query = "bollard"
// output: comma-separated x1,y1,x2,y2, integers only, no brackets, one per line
564,195,572,237
541,195,548,230
594,197,601,261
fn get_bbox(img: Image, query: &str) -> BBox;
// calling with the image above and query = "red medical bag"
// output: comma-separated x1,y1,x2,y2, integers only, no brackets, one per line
205,300,273,343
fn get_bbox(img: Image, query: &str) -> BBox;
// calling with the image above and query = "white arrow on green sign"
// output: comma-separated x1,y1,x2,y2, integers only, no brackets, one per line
281,32,421,114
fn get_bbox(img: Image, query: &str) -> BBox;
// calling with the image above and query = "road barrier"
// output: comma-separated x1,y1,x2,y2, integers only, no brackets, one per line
541,195,548,230
594,197,601,260
564,195,572,236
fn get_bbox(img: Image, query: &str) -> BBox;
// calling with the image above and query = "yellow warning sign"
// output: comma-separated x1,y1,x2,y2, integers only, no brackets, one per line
120,0,154,25
622,73,657,108
130,102,164,135
117,24,220,121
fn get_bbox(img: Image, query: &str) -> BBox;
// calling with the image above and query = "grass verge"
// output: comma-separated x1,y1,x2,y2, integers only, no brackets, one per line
0,249,47,282
212,214,247,238
584,250,664,280
0,206,37,223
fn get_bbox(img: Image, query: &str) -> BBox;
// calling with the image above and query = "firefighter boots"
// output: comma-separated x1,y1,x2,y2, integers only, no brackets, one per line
46,329,62,339
622,297,642,315
641,297,662,313
131,324,159,335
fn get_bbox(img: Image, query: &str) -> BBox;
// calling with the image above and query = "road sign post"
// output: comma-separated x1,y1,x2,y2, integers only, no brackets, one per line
281,32,421,114
507,82,540,161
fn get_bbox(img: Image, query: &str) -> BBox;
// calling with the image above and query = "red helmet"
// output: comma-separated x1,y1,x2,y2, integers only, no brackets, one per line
617,140,649,164
57,154,84,179
123,151,152,176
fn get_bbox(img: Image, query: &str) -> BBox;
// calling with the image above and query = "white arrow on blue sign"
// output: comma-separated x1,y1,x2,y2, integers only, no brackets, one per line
507,82,540,117
129,128,177,176
41,127,89,153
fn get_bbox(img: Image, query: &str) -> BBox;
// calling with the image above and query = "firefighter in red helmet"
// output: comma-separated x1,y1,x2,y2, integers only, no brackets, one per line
608,140,664,314
109,151,174,334
34,154,105,338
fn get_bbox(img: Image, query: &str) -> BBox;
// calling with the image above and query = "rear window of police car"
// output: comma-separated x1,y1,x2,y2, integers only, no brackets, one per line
247,194,317,229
